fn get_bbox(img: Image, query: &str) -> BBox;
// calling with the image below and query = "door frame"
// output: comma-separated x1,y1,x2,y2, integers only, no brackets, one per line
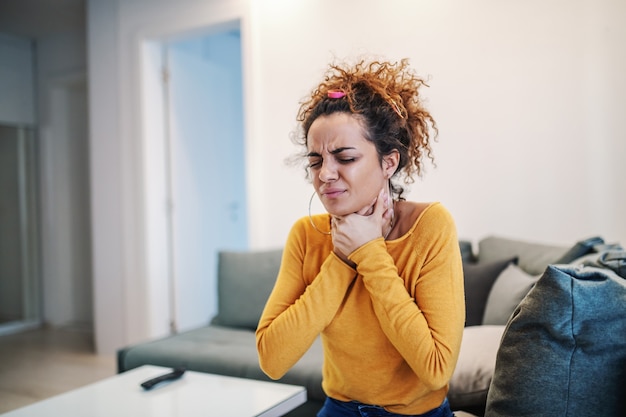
140,21,246,337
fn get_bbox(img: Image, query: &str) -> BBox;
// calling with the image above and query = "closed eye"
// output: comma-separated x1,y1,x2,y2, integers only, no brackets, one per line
331,147,358,164
308,157,355,169
308,160,322,169
306,147,358,170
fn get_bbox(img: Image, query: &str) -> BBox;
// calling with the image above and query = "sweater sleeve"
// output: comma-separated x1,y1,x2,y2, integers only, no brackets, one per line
256,217,357,379
349,204,465,391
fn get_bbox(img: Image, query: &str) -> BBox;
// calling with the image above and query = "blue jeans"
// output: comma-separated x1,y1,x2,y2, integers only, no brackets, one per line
317,397,454,417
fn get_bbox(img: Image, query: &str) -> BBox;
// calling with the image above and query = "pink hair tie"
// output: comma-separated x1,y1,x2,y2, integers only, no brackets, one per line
327,90,346,99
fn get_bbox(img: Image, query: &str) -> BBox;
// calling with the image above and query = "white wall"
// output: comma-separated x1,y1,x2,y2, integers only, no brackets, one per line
247,0,626,248
88,0,626,353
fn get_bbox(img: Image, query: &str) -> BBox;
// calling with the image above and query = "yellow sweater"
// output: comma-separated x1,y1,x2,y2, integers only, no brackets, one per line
256,202,465,414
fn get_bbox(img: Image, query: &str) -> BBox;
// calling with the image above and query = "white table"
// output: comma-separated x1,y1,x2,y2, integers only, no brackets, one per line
1,365,307,417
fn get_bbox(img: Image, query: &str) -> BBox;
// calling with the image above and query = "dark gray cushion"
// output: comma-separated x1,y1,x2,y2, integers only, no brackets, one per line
211,249,283,330
463,258,517,326
459,240,476,263
485,258,626,416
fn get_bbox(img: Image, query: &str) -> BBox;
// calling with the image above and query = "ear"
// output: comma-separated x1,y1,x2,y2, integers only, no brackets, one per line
382,150,400,179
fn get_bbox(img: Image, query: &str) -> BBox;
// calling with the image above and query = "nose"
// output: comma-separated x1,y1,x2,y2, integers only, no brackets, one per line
318,160,338,182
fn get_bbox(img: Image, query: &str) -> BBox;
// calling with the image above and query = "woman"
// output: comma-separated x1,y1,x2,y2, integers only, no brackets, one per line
256,59,465,417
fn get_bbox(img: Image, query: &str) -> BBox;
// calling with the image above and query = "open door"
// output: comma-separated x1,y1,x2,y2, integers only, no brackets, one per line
166,29,248,333
142,27,248,335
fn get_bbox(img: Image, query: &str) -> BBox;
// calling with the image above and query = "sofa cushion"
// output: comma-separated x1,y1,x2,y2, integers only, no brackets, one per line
211,249,283,330
477,235,569,275
481,263,539,325
448,325,505,411
463,258,517,326
485,256,626,416
119,324,326,402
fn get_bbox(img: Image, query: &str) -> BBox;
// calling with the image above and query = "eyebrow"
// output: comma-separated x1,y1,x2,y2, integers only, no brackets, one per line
306,147,356,157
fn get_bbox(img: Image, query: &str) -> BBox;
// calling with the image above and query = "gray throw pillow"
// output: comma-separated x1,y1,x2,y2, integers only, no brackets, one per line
463,258,517,326
477,236,569,275
481,264,539,325
485,260,626,417
211,249,283,330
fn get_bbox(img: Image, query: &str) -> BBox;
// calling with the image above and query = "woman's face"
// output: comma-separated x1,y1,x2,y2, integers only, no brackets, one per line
307,112,389,217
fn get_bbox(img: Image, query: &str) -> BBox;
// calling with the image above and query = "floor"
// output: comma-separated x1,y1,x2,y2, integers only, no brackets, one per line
0,325,116,414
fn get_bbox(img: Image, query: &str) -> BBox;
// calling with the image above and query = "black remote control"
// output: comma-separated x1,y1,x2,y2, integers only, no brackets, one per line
140,367,186,390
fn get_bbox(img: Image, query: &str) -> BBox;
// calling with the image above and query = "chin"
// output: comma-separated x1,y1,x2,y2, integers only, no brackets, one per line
325,203,359,217
322,203,343,217
323,207,341,217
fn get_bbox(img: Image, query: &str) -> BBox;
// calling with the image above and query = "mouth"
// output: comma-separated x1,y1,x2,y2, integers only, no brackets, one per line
321,189,346,199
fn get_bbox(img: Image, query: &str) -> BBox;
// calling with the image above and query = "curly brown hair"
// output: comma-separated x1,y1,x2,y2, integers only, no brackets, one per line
295,58,438,199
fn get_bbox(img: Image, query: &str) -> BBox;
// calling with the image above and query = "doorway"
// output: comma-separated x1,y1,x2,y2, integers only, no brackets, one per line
142,25,248,335
0,124,41,335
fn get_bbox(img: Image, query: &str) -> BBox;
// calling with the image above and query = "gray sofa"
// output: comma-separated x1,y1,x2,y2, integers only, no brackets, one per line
117,235,624,416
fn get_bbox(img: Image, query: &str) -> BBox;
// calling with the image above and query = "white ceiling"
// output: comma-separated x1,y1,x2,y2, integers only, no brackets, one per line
0,0,85,39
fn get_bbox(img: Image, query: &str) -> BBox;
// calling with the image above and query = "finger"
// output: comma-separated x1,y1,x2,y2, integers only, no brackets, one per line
372,188,388,216
382,203,394,220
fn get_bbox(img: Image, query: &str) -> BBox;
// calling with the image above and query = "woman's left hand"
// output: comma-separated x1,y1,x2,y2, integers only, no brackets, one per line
332,188,393,263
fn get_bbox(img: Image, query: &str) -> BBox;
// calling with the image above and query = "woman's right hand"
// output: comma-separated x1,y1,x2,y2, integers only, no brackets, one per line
331,189,393,265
